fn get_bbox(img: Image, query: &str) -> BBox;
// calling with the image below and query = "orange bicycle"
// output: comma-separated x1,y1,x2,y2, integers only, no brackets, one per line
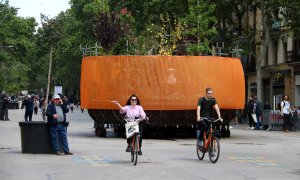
196,117,222,163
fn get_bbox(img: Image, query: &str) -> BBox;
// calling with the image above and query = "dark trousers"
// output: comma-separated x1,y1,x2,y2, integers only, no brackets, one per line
197,120,209,141
248,113,255,127
255,113,261,129
25,110,33,121
283,114,291,130
127,123,143,148
34,107,38,114
42,109,46,120
4,107,9,120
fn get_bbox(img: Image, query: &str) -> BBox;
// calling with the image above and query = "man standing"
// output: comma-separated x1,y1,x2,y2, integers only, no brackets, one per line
253,96,262,130
246,95,255,129
23,95,34,121
3,94,9,120
46,94,73,155
281,95,292,132
196,88,222,147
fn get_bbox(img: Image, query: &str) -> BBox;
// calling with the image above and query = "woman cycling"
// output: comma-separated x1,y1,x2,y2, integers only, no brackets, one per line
112,94,147,155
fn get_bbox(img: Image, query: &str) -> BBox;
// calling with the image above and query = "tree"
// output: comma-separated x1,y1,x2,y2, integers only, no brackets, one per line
94,12,122,54
39,14,67,106
278,0,300,37
180,0,217,55
0,1,36,94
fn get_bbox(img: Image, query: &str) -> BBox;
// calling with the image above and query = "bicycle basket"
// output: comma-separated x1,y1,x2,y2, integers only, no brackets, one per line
125,121,139,138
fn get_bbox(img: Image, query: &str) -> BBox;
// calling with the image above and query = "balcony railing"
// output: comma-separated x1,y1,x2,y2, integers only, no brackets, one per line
286,50,300,63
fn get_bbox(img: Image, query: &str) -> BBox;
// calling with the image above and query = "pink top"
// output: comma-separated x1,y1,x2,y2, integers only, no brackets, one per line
120,105,146,120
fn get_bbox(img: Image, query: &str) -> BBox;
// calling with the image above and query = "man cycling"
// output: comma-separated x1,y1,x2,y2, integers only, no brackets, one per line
196,88,222,147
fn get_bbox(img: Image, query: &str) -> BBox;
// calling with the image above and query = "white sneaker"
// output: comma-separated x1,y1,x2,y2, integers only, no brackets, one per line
229,126,233,129
247,127,251,129
251,127,255,130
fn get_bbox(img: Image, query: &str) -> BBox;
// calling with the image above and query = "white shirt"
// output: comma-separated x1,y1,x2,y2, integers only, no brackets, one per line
281,100,291,114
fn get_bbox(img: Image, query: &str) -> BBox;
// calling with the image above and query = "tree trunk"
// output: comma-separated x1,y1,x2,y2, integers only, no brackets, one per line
256,0,270,101
44,45,53,114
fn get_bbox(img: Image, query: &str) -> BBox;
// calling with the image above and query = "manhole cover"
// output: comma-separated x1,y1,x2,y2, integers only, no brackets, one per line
181,144,194,146
234,143,255,145
234,143,266,145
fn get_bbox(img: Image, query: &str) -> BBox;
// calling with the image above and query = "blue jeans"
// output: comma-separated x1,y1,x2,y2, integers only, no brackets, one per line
255,113,261,129
49,124,70,153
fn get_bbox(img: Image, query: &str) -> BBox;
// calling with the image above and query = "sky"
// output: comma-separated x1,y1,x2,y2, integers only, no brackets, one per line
8,0,70,24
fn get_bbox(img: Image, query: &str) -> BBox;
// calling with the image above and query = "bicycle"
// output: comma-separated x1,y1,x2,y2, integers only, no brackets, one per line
124,117,143,166
196,117,222,163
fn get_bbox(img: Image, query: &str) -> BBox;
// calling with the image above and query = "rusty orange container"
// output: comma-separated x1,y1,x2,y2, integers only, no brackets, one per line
81,56,245,111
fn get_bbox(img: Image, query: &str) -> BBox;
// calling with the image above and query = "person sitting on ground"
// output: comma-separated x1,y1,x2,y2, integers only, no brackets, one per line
111,94,148,155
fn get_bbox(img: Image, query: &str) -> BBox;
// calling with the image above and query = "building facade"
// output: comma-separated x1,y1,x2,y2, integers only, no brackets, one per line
245,10,300,110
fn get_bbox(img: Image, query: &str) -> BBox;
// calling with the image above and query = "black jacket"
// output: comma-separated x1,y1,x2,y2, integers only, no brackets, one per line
23,98,34,111
46,103,69,126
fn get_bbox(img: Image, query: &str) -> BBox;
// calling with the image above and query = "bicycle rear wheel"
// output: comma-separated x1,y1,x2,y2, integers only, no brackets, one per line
208,137,220,163
133,134,139,166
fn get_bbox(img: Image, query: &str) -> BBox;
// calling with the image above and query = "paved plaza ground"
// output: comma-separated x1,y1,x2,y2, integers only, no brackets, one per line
0,107,300,180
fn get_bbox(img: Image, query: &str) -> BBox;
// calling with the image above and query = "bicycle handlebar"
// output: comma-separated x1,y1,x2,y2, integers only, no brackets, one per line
124,116,149,123
200,117,223,123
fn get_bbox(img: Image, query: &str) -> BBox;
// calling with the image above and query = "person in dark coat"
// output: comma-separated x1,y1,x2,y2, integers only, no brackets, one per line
2,94,10,120
263,102,271,110
246,95,255,129
253,96,262,130
23,95,34,121
46,94,73,155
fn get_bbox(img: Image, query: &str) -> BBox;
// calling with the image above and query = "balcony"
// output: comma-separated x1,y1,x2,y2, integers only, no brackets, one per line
286,50,300,65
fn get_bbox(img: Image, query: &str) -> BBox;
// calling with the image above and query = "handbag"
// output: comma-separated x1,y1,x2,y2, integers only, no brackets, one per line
251,114,257,123
125,121,139,138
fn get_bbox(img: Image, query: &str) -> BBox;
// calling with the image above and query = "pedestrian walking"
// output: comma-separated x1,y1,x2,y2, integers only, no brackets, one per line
253,96,262,130
40,97,47,120
34,97,39,115
2,94,10,120
281,95,292,132
17,95,24,109
246,95,255,129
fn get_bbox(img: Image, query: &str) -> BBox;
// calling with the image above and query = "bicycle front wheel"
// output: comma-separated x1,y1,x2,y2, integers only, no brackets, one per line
133,135,139,166
196,139,205,160
208,137,220,163
131,149,134,162
196,147,205,160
